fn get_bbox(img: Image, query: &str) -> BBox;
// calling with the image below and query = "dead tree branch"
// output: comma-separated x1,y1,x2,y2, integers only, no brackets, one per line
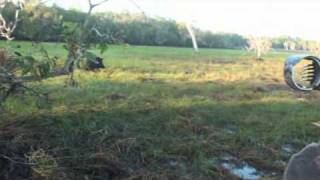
88,0,109,9
247,36,272,60
186,23,198,52
0,0,24,40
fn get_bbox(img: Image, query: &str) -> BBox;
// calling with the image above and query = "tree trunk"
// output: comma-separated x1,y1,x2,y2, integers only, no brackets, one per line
256,48,262,60
62,1,97,73
62,51,75,73
186,23,198,52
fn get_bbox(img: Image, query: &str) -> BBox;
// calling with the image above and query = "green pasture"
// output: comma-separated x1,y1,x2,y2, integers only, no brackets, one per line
0,41,319,179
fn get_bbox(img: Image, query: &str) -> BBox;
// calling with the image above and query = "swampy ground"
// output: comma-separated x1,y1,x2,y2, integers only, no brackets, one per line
1,41,320,179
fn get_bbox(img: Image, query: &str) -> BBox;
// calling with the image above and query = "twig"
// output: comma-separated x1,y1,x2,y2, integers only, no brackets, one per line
89,0,109,8
128,0,146,16
0,154,36,166
91,27,107,38
312,122,320,128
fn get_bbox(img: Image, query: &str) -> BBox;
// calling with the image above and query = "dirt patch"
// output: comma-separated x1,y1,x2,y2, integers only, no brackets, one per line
266,83,289,91
253,83,289,92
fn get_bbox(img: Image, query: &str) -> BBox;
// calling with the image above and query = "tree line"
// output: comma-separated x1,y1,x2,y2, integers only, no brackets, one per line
2,3,249,49
1,2,317,51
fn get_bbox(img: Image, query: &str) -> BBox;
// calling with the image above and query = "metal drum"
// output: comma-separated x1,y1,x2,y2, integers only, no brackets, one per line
284,55,320,91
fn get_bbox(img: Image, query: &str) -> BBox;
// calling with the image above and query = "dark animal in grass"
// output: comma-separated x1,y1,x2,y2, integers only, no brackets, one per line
283,143,320,180
68,57,105,72
86,56,105,71
105,93,128,101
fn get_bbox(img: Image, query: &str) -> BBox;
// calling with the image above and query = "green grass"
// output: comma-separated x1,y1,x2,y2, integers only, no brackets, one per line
0,41,319,179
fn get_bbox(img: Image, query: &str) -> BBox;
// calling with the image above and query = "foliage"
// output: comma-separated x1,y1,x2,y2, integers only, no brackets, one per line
3,2,320,53
0,1,62,104
1,3,248,49
15,2,64,41
198,31,247,49
0,45,56,102
65,11,249,49
60,1,109,73
0,0,110,103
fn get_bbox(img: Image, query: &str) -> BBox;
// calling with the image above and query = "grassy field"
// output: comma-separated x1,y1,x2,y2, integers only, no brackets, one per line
1,41,320,180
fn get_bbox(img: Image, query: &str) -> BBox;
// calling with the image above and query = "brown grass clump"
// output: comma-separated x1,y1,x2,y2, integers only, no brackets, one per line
0,48,9,67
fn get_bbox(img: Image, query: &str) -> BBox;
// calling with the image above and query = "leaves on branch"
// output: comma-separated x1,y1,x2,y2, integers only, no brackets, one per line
99,43,108,54
0,46,56,103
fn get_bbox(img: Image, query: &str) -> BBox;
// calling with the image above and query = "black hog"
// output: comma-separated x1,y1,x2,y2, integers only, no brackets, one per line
86,57,105,71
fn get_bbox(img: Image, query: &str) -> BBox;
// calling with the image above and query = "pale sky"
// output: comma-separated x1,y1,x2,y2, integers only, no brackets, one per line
48,0,320,40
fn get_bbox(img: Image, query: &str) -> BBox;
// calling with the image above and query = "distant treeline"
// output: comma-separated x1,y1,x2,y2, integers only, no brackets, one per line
2,3,312,50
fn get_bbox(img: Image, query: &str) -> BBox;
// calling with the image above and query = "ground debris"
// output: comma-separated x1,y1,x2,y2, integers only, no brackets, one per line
0,128,33,180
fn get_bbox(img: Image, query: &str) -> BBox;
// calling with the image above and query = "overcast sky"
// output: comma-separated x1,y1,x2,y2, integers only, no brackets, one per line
48,0,320,40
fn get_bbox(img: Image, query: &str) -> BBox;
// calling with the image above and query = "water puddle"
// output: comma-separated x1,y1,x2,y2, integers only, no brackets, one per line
281,144,294,154
219,155,263,180
281,144,295,157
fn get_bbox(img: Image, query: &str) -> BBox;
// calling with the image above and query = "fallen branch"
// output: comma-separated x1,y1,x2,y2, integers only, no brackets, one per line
0,154,36,166
0,68,68,103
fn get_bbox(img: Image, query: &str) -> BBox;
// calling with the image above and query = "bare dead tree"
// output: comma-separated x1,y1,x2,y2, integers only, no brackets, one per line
186,22,198,52
88,0,109,14
289,41,296,51
301,41,308,51
247,36,272,60
283,41,289,51
284,40,296,51
124,0,199,52
0,0,24,40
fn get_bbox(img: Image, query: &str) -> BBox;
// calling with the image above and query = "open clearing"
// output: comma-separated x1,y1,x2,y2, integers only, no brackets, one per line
1,41,320,179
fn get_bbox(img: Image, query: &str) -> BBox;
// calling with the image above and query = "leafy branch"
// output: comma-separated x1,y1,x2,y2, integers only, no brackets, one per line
62,0,109,73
